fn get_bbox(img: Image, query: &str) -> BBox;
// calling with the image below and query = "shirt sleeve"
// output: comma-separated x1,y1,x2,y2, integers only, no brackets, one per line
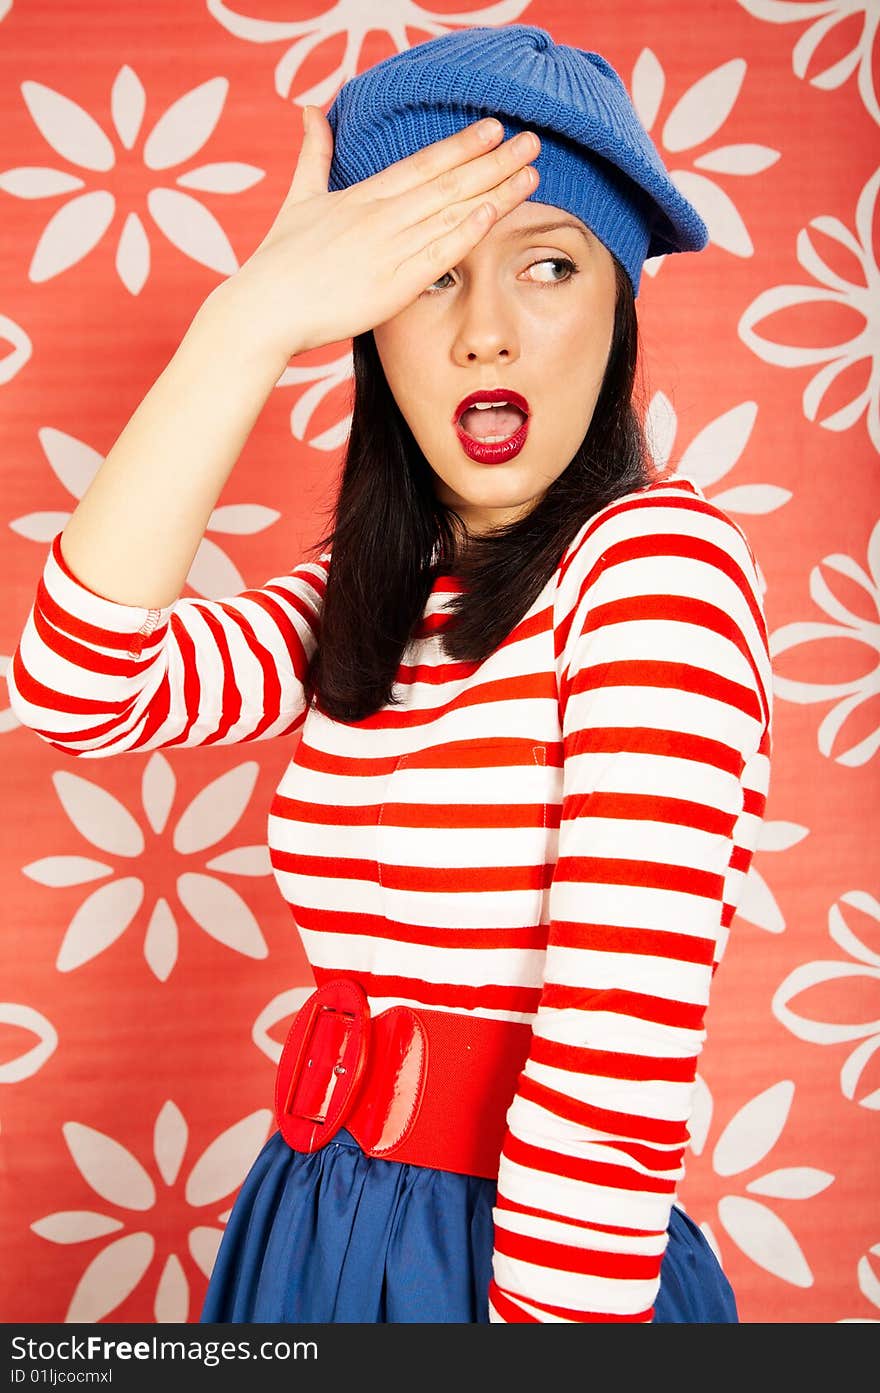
488,482,773,1322
6,530,328,756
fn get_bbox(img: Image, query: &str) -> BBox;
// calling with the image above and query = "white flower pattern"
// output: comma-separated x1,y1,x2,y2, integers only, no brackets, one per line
30,1101,272,1322
738,167,880,453
687,1077,834,1286
769,515,880,765
0,314,32,385
732,817,808,935
738,0,880,125
857,1240,880,1313
0,66,264,292
206,0,532,106
645,391,792,535
0,0,874,1327
21,752,274,980
252,984,316,1062
0,1003,58,1133
6,427,282,599
276,349,354,452
630,49,780,273
773,890,880,1109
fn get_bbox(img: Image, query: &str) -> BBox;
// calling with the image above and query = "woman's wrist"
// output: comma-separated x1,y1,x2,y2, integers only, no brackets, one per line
195,270,304,380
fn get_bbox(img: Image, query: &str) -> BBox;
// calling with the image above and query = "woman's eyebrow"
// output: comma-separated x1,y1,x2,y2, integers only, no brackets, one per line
503,219,590,241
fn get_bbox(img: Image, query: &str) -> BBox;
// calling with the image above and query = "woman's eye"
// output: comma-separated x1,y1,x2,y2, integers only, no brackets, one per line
525,256,578,284
424,256,579,294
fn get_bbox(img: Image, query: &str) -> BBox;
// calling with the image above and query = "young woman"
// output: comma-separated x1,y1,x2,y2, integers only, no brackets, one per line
8,25,772,1323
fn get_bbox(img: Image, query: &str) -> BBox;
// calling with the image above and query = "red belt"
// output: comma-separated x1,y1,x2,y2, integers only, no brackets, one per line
274,978,533,1180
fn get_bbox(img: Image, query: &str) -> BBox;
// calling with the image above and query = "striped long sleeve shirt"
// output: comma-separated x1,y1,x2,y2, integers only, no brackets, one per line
6,471,773,1321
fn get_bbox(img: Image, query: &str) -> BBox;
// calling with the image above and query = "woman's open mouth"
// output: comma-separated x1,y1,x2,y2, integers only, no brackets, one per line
453,388,530,464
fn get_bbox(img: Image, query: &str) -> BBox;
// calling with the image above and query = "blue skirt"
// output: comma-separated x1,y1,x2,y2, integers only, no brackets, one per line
199,1127,737,1323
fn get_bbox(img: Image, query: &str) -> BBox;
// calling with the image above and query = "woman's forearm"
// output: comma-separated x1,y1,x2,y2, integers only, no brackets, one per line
58,284,293,610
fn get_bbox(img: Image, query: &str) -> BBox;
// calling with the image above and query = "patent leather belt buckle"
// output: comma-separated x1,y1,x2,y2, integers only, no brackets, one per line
274,979,428,1158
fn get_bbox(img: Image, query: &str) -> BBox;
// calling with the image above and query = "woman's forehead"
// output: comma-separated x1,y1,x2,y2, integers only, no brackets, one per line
484,200,602,252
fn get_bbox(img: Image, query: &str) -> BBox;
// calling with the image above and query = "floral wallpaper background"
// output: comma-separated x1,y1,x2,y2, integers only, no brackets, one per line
1,0,878,1323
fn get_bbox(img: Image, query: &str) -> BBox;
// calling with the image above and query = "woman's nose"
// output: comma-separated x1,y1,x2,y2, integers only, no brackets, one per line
451,282,520,364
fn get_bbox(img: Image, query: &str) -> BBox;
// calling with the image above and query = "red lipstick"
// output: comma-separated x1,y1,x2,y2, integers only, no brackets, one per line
453,388,530,465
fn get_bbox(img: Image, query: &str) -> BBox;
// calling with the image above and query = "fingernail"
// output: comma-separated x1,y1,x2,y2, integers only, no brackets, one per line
478,118,503,141
302,105,312,133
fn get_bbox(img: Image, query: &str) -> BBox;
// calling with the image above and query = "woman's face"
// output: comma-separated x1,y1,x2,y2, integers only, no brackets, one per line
372,199,619,538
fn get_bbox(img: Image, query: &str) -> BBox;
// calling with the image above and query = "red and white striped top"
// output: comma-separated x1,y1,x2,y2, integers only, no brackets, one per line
7,471,773,1322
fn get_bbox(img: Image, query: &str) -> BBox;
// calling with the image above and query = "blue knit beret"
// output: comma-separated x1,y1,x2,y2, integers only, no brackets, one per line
324,24,708,297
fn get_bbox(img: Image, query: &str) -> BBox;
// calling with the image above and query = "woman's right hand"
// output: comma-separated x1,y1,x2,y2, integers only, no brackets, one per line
212,107,541,363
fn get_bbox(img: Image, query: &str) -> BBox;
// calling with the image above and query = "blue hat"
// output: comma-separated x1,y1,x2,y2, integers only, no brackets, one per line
325,24,708,297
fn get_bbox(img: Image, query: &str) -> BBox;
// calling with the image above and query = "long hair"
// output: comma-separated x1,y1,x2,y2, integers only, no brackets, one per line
303,257,654,723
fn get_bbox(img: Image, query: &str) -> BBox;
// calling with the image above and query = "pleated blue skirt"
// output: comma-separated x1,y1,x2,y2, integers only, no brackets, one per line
199,1127,737,1323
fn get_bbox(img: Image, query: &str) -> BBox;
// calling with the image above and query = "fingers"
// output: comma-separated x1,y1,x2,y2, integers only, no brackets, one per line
362,116,508,200
283,104,334,206
395,160,541,291
393,128,540,232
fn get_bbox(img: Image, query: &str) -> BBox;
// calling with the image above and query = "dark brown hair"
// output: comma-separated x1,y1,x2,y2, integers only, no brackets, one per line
304,257,653,723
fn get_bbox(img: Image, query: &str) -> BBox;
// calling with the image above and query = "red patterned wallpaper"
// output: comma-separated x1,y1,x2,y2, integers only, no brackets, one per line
1,0,878,1323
